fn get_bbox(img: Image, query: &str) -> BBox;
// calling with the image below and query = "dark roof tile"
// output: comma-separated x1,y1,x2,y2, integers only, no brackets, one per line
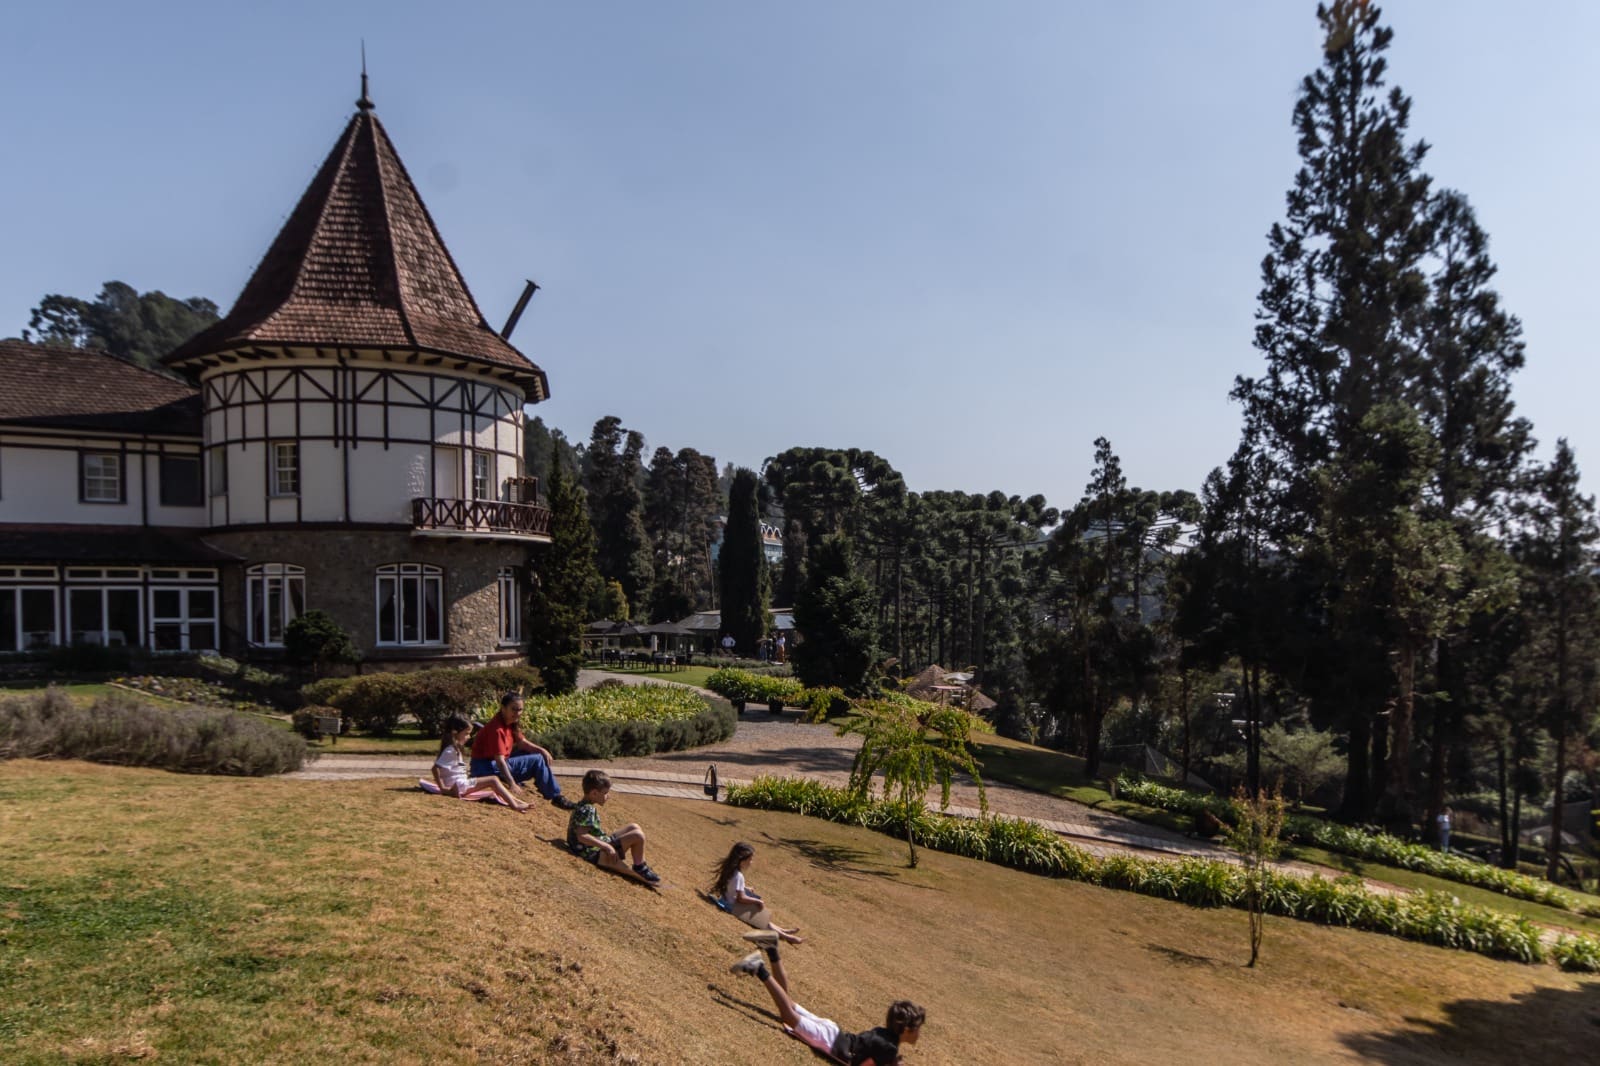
0,342,201,435
165,108,548,400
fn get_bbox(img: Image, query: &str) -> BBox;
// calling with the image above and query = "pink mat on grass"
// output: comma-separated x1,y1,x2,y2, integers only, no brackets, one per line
416,778,513,806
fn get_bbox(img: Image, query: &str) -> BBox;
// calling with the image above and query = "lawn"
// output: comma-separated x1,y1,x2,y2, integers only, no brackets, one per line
0,681,188,708
971,733,1194,833
3,759,1598,1064
588,662,725,691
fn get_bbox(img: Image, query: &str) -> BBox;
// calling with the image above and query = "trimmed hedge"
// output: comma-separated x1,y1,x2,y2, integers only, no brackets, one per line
705,667,826,709
300,666,544,737
726,776,1591,967
1116,775,1598,917
0,687,312,776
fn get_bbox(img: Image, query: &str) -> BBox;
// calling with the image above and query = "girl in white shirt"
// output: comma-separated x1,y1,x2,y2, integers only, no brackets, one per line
711,841,805,987
433,715,530,812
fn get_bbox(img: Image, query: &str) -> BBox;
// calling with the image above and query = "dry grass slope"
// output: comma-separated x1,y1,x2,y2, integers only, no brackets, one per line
1,760,1597,1064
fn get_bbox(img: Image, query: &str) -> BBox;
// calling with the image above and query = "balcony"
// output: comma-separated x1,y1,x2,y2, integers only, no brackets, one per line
411,496,553,542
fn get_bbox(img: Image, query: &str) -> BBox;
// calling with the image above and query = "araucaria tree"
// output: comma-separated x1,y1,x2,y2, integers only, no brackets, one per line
792,534,878,695
527,445,602,694
718,468,769,655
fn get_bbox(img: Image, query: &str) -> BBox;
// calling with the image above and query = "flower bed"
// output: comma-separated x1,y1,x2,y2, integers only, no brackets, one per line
507,685,733,760
727,776,1599,970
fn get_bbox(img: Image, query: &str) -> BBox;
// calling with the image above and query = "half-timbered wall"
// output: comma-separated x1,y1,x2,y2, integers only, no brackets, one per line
0,428,206,527
201,355,526,527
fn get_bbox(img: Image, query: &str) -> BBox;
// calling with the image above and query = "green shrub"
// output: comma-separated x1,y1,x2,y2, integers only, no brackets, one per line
0,688,311,776
1552,934,1600,973
705,668,766,703
532,699,733,760
405,671,480,737
299,676,355,708
283,610,360,672
1117,773,1594,917
325,674,411,735
728,776,1554,967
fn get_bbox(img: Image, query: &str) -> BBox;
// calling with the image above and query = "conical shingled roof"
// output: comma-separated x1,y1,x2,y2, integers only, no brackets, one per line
165,101,548,401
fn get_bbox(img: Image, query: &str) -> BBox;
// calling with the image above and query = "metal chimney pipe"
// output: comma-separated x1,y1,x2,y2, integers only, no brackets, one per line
500,280,540,340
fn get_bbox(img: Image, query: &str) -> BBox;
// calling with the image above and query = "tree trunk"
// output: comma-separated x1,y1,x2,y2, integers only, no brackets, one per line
1496,743,1510,866
1180,671,1192,785
1548,725,1567,882
1384,642,1416,826
1245,662,1263,799
1507,775,1523,871
1424,641,1452,845
1343,711,1371,821
1369,717,1388,823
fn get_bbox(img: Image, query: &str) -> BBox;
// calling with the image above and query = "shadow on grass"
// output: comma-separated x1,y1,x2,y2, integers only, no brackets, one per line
537,837,660,890
774,836,903,882
1339,982,1600,1063
1145,942,1218,967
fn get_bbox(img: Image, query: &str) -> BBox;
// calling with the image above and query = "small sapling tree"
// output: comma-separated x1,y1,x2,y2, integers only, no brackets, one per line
1228,783,1289,967
838,696,990,867
283,610,360,678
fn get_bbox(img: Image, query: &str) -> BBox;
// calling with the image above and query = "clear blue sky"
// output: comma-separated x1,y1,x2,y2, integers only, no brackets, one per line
3,2,1596,508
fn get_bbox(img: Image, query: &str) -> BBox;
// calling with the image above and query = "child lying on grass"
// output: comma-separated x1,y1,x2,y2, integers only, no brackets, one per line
728,956,923,1066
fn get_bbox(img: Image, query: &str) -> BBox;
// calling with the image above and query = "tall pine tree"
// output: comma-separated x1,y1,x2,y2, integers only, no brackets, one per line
718,468,769,655
527,444,602,694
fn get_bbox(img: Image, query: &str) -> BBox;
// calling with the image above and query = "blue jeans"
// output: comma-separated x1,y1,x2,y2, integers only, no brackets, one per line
471,754,561,801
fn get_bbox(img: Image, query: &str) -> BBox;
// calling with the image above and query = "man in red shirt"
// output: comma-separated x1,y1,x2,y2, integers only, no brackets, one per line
469,692,576,810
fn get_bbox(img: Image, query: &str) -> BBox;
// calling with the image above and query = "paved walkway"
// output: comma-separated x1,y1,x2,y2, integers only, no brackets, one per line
288,669,1302,872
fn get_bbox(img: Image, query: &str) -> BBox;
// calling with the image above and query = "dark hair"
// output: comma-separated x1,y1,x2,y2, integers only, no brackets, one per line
709,841,755,895
581,769,611,795
439,714,473,755
886,1001,925,1034
499,691,523,708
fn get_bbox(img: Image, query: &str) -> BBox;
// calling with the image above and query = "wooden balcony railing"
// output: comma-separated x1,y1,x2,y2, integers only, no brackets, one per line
411,496,553,539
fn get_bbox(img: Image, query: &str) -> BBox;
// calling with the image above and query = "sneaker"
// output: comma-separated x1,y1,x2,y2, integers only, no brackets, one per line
729,951,765,977
741,929,782,948
632,862,661,884
550,795,578,811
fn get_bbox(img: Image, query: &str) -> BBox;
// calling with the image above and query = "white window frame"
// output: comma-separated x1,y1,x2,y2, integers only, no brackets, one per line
81,451,123,503
270,441,299,497
0,586,58,652
150,585,220,653
375,563,444,646
497,567,520,645
472,451,493,500
66,586,143,647
247,563,305,647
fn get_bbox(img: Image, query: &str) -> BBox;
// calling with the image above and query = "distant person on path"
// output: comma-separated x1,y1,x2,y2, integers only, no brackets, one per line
1437,805,1453,854
567,770,661,883
727,959,924,1066
775,633,786,664
433,714,531,811
470,692,576,811
722,632,736,657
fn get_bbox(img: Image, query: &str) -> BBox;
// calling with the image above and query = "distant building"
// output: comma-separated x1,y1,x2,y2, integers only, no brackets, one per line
708,517,784,566
0,84,552,667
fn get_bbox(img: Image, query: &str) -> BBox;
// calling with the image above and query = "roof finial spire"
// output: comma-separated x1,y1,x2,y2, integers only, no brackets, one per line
357,41,374,111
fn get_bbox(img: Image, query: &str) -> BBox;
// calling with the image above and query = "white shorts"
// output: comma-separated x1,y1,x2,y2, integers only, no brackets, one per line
790,1004,840,1055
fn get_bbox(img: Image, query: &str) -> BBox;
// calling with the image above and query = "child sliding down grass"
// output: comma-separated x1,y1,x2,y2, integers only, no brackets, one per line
728,956,924,1066
709,841,804,987
567,770,661,884
432,715,530,812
